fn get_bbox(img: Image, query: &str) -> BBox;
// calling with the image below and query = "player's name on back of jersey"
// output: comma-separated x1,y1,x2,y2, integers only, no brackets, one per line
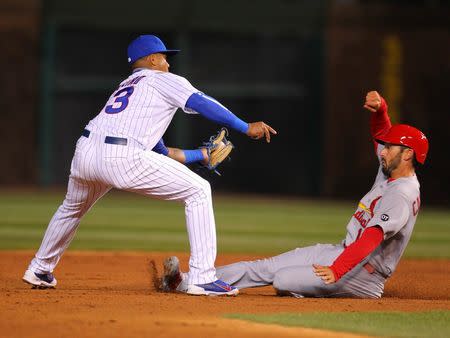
119,75,146,88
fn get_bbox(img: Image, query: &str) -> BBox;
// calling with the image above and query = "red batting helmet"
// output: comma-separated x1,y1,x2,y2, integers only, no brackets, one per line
375,124,429,164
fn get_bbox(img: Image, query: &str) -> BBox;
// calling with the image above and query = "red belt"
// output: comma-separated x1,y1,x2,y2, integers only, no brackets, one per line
363,262,375,274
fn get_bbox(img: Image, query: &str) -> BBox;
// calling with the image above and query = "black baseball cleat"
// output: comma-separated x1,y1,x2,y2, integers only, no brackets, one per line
162,256,183,292
22,269,57,289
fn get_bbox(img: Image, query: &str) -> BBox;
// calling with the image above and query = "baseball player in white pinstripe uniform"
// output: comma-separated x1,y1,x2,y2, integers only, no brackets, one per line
23,35,276,296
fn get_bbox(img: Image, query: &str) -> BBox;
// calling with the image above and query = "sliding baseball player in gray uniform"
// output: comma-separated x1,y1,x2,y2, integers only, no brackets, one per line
162,91,429,298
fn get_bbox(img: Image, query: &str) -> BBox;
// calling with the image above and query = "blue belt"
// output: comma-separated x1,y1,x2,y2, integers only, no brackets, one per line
82,129,128,146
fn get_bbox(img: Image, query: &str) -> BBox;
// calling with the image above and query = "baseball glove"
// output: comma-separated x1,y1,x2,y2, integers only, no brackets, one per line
202,128,234,174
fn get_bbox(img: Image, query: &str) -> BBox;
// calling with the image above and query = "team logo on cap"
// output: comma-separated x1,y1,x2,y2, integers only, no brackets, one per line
381,214,389,221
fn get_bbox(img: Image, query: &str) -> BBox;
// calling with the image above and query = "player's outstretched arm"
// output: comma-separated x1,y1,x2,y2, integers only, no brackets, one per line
152,139,207,164
152,133,234,172
167,147,208,164
185,93,277,143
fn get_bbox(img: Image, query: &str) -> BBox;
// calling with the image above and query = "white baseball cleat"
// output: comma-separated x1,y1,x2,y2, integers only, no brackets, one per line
186,279,239,296
22,269,57,289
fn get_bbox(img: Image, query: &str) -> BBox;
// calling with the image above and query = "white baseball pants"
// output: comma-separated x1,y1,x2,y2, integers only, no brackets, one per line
29,131,217,285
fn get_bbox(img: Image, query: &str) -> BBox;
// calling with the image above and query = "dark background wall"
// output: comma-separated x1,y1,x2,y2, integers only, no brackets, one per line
324,2,450,204
0,0,40,184
1,0,449,205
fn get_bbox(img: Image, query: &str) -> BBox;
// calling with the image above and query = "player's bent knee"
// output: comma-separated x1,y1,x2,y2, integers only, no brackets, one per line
185,178,212,203
273,275,289,293
273,273,315,297
193,178,212,196
201,179,211,194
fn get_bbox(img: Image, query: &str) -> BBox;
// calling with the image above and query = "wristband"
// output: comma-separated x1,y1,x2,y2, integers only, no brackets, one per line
183,149,205,164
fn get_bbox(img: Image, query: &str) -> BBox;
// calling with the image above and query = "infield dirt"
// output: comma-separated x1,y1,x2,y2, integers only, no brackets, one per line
1,251,449,338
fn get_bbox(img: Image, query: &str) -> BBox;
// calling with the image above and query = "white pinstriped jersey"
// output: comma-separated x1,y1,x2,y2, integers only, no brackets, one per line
28,68,220,286
86,69,199,149
344,143,421,277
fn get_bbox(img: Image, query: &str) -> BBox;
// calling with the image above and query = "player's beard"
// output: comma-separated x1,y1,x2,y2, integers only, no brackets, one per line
381,152,402,178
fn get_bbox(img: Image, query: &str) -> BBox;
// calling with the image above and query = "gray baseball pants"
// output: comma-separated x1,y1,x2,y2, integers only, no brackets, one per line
216,244,386,298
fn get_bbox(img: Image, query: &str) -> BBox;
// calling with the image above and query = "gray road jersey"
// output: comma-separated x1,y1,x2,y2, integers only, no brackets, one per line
343,144,421,278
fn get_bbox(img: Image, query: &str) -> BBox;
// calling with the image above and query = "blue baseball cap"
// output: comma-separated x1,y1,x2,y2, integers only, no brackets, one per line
127,35,180,64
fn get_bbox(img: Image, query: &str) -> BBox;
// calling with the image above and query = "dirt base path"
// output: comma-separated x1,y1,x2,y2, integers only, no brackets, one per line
1,251,449,338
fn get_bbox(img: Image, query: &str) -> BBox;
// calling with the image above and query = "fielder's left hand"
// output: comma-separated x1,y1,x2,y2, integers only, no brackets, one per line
313,264,336,284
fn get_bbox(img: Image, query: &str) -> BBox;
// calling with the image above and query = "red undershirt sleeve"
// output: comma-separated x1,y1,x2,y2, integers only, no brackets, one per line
370,97,392,154
329,226,384,281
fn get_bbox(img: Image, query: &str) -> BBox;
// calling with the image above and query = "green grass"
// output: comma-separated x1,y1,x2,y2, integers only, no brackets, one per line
0,190,449,257
225,311,450,338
